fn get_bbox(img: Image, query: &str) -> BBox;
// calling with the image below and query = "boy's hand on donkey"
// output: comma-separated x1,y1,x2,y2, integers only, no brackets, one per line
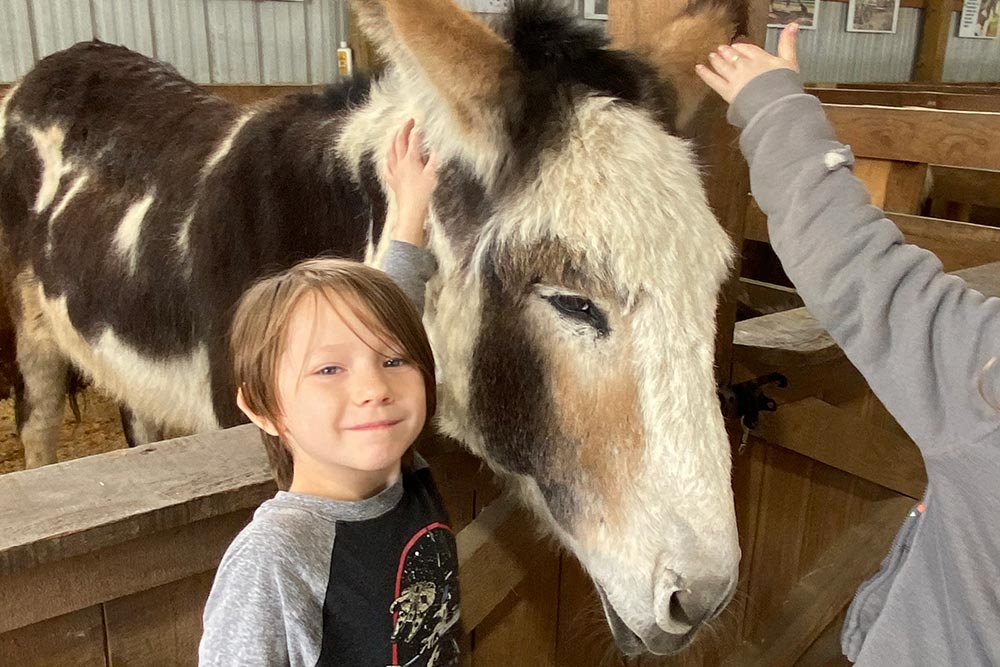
695,23,800,104
386,118,438,248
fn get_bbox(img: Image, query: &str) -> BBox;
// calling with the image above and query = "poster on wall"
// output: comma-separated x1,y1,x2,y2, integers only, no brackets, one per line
584,0,608,20
767,0,818,29
847,0,901,33
959,0,999,38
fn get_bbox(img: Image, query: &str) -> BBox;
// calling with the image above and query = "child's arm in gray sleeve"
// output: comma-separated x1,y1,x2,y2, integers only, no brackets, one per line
730,68,1000,455
383,240,438,315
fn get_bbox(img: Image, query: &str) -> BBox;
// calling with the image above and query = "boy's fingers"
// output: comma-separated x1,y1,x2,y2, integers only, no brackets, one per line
707,51,735,78
731,42,764,58
399,119,414,154
777,23,800,70
411,129,425,162
695,63,729,96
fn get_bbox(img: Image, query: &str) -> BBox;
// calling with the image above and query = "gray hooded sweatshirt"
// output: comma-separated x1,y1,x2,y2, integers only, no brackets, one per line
729,68,1000,665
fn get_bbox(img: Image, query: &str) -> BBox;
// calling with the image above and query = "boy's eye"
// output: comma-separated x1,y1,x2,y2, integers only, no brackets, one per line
318,366,343,375
384,357,406,368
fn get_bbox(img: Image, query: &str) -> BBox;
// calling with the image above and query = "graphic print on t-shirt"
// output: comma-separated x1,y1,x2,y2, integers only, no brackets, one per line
389,522,460,667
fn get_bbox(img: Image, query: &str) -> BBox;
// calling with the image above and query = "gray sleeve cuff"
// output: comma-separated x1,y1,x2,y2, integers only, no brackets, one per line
382,240,438,315
727,68,806,129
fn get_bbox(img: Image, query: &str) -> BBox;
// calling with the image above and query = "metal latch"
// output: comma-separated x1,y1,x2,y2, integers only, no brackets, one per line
719,372,787,452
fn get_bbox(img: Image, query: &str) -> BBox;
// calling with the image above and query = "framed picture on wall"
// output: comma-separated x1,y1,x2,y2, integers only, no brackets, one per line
584,0,608,20
959,0,999,38
847,0,901,33
767,0,818,29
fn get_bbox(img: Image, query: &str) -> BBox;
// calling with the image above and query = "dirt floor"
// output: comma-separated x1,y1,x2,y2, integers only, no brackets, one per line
0,389,128,474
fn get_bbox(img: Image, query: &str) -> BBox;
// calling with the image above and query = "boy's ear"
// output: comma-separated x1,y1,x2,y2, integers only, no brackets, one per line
237,387,281,437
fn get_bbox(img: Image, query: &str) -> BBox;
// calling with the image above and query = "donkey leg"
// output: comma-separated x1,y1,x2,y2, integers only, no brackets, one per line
15,326,69,468
119,405,164,447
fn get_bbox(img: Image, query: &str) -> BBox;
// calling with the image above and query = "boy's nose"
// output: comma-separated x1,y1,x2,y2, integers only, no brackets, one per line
353,370,392,405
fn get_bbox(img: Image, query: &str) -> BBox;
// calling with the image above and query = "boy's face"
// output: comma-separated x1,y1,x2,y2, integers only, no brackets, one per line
271,291,427,484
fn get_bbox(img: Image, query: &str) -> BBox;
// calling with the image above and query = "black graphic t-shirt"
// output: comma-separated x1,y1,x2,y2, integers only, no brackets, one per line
318,466,460,666
199,451,461,667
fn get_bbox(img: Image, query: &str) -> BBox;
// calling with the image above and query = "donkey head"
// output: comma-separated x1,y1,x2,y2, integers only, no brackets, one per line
342,0,742,654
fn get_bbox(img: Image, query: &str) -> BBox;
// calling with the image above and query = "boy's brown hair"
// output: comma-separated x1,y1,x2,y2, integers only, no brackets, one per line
229,257,437,490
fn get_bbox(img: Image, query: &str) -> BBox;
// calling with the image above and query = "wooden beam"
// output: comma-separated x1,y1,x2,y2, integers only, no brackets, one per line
823,105,1000,171
456,493,545,632
810,87,1000,113
890,213,1000,271
0,509,253,634
0,425,273,576
931,166,1000,209
752,398,927,499
852,158,927,214
832,82,1000,94
914,0,956,83
722,494,915,666
739,277,804,313
746,202,1000,273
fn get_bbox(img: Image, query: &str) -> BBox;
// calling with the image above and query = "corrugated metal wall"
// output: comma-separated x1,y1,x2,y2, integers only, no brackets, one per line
0,0,347,84
943,11,1000,81
1,0,998,84
765,3,920,83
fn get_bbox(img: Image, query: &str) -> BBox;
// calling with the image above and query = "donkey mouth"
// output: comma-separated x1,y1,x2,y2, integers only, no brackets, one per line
595,585,697,656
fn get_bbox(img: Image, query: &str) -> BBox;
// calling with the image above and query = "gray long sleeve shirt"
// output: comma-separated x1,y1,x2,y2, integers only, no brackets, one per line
730,69,1000,665
199,242,458,667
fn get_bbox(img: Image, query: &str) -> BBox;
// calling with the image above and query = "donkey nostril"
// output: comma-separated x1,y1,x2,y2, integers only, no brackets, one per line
669,590,697,628
670,590,709,628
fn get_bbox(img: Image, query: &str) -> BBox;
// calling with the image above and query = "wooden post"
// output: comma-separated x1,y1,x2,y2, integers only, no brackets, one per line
347,7,383,76
913,1,954,82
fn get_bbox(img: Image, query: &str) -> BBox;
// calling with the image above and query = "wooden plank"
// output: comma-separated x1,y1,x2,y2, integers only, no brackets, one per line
105,571,215,667
0,424,273,576
732,356,868,407
741,444,813,642
738,278,802,314
0,509,252,634
554,555,623,665
473,546,561,667
823,105,1000,171
0,606,107,667
723,495,914,666
796,463,859,580
931,166,1000,210
810,87,1000,113
747,199,1000,273
456,493,543,633
890,213,1000,271
731,435,769,641
733,307,839,364
833,82,1000,94
913,0,955,83
734,262,1000,373
794,608,851,667
752,398,927,499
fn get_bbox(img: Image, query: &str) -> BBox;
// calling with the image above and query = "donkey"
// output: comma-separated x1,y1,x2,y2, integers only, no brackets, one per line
0,0,743,655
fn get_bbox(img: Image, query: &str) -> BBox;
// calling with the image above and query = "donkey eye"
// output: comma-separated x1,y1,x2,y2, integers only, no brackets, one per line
546,294,610,337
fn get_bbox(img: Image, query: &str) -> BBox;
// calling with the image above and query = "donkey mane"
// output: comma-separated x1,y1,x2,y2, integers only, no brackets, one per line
494,0,678,187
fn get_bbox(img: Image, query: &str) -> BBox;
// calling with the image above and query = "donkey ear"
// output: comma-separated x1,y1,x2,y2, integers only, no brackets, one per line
611,0,747,132
352,0,520,140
